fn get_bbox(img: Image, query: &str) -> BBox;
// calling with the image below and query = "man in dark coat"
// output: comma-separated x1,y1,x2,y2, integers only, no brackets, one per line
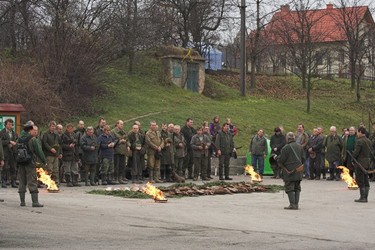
307,128,323,180
353,127,372,203
81,126,99,186
61,124,80,187
270,127,286,179
277,132,305,210
0,119,18,188
128,124,146,183
181,118,196,179
215,123,235,180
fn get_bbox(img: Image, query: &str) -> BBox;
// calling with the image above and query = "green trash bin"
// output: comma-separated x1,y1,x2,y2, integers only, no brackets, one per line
246,138,273,176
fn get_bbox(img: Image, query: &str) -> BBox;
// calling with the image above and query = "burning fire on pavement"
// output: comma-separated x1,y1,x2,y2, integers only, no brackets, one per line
244,165,262,183
36,168,59,192
142,182,168,202
336,166,358,190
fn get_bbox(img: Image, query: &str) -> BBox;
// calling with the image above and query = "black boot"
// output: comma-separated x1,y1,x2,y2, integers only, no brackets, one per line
335,168,341,181
19,193,26,207
73,175,81,187
90,172,97,186
355,188,367,203
101,173,107,185
1,171,7,188
321,169,326,179
65,174,73,187
148,169,154,183
219,167,224,180
327,168,334,180
11,179,18,188
276,168,281,179
31,193,43,207
284,192,297,209
364,187,370,202
295,191,300,209
85,172,90,186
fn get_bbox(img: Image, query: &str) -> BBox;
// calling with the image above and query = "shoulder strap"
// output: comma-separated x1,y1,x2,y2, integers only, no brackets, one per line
290,144,302,165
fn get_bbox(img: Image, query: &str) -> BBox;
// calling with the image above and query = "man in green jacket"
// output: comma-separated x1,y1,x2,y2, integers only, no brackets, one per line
277,132,305,210
42,121,62,186
18,122,47,207
324,126,343,181
81,127,99,186
111,120,129,184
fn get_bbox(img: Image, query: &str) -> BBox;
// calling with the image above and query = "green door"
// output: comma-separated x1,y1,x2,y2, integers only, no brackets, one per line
186,63,199,92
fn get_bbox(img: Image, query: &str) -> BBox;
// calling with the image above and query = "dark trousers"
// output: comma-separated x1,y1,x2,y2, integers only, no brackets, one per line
183,149,194,177
114,154,125,180
218,153,230,178
193,156,208,179
18,166,38,194
355,166,370,188
131,151,143,178
309,153,321,178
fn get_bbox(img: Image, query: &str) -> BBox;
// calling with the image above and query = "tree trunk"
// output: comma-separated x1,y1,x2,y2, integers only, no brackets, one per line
250,55,256,89
356,76,361,102
305,75,310,113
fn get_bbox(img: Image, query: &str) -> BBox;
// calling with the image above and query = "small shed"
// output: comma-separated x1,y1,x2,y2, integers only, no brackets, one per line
0,104,26,134
157,46,205,94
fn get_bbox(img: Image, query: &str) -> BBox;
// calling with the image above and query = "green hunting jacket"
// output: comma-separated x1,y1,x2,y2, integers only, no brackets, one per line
42,131,61,157
277,141,304,182
324,134,343,162
111,127,128,155
215,130,234,155
353,136,372,170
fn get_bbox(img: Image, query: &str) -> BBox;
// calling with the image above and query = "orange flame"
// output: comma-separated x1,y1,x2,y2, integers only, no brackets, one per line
336,166,358,189
36,168,59,191
143,182,167,201
244,165,262,182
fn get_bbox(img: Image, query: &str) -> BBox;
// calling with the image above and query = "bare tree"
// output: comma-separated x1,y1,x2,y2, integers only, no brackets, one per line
333,0,373,102
268,0,330,113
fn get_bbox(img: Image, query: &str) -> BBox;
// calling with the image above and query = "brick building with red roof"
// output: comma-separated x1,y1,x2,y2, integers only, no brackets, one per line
256,4,375,79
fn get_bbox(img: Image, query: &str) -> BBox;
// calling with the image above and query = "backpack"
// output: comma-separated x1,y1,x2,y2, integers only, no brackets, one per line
15,137,33,164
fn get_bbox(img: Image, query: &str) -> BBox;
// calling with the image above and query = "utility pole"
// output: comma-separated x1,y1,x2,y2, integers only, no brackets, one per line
239,0,247,96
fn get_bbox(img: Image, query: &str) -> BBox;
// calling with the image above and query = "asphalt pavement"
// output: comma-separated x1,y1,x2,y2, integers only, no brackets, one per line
1,176,374,250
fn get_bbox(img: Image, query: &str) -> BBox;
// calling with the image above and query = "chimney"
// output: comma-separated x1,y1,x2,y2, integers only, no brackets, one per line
280,4,290,13
326,3,334,10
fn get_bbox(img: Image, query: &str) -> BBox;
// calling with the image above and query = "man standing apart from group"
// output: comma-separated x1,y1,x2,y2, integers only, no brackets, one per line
278,132,305,210
352,127,372,203
249,129,268,176
216,123,235,180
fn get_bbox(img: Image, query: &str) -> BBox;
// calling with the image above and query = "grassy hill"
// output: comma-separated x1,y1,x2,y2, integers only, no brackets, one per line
81,52,375,155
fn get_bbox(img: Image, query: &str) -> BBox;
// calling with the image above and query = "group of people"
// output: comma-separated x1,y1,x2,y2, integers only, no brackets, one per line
271,123,374,210
1,116,374,210
0,116,238,207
